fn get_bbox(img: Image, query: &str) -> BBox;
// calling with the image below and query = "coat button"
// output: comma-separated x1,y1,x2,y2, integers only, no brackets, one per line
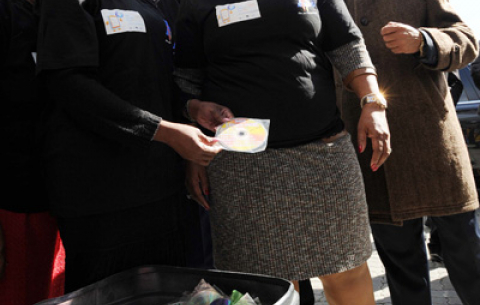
360,17,369,26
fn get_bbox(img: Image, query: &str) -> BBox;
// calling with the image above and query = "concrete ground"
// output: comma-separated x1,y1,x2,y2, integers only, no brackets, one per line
310,231,462,305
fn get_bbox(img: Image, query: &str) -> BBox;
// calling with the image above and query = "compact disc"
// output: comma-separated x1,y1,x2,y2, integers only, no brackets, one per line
215,118,268,152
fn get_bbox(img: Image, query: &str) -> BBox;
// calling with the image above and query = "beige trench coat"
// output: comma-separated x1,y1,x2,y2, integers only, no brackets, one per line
338,0,479,224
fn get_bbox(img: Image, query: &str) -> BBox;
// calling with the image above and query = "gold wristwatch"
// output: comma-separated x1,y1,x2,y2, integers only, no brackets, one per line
360,93,388,109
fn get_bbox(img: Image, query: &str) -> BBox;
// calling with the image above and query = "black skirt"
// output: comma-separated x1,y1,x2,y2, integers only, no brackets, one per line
57,192,187,292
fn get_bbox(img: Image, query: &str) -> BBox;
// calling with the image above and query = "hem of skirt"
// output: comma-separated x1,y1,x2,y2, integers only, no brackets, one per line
214,250,373,282
289,252,373,281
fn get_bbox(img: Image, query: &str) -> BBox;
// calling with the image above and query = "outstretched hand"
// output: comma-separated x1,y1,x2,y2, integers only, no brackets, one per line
357,104,391,171
154,120,221,166
188,99,234,132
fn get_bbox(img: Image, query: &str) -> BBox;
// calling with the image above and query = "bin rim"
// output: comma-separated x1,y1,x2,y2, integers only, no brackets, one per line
35,265,298,305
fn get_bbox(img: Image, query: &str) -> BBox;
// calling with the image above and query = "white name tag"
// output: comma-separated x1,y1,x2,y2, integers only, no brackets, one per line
216,0,261,27
101,9,146,35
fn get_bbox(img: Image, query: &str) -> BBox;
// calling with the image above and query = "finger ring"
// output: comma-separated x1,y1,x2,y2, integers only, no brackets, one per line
186,194,192,200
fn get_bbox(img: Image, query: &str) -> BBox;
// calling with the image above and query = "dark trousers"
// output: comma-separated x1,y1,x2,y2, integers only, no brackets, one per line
58,194,187,293
299,279,315,305
183,198,214,269
371,210,480,305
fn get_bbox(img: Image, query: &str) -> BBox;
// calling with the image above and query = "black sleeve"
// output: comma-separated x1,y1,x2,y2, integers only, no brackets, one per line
37,0,161,147
472,55,480,90
36,0,98,72
173,0,207,121
0,0,10,66
318,0,364,52
173,0,206,69
43,68,161,147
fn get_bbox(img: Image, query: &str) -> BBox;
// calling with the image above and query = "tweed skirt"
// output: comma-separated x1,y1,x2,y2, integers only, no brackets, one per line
206,133,372,280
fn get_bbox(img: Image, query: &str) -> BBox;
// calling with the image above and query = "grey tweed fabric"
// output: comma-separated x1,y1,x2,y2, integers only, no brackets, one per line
326,39,374,79
207,134,372,280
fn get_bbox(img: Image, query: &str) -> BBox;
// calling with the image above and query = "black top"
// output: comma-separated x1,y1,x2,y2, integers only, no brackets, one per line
174,0,363,147
36,0,184,217
0,0,49,213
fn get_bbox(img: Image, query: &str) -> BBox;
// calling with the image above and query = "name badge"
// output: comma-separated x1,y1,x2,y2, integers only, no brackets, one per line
101,9,146,35
216,0,261,27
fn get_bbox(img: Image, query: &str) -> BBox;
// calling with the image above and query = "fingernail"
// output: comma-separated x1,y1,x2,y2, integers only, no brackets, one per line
371,164,378,172
204,189,210,195
358,145,363,153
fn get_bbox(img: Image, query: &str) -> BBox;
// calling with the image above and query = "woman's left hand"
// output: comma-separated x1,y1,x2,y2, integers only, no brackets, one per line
188,99,234,132
357,103,391,171
185,161,211,210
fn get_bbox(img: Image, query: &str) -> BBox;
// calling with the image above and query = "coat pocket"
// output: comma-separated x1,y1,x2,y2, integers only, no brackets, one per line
412,63,449,119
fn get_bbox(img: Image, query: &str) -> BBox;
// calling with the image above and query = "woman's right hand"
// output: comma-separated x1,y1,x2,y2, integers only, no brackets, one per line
357,103,391,171
187,99,234,132
185,161,211,210
154,120,221,166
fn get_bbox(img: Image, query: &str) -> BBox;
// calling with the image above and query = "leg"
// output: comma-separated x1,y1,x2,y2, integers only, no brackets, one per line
198,208,215,269
298,279,315,305
0,220,4,279
0,210,62,304
183,191,215,269
319,262,375,305
427,220,443,262
431,210,480,305
371,219,432,305
58,194,186,293
183,196,210,269
292,280,300,292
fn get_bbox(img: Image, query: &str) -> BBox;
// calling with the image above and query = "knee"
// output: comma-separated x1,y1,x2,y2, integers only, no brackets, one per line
320,263,371,289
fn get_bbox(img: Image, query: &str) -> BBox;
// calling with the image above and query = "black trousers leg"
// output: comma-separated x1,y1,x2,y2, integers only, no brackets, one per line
58,194,186,293
371,219,431,305
299,279,315,305
431,210,480,305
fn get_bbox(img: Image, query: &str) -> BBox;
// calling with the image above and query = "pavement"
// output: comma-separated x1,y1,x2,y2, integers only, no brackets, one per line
309,227,462,305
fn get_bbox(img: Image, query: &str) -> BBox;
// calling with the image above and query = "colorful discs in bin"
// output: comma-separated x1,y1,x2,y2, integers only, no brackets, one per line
186,290,222,305
210,297,231,305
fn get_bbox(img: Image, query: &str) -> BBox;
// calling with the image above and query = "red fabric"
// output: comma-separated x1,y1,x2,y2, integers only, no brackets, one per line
0,210,65,305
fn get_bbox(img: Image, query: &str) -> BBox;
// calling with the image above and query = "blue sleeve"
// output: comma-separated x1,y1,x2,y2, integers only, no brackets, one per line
416,29,438,66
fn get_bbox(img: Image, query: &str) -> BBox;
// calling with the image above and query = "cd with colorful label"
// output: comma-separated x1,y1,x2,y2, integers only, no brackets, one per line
215,118,269,153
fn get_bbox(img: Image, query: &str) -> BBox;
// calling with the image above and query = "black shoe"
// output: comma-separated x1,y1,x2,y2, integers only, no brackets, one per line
430,252,443,263
428,242,443,263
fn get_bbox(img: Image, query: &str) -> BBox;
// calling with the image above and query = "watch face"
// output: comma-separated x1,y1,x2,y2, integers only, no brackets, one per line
361,93,387,109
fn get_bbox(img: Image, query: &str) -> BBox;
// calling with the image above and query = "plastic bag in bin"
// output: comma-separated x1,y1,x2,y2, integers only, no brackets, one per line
168,279,260,305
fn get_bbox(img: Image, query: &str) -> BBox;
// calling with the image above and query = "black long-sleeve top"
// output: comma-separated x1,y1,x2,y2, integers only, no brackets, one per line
174,0,371,147
0,0,50,212
36,0,184,217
